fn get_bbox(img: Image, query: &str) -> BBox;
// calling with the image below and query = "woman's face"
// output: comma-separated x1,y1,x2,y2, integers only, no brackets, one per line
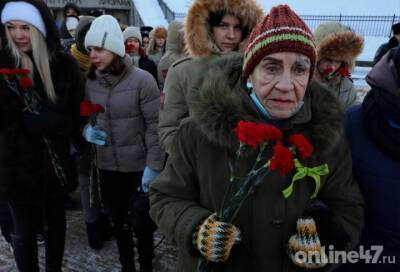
126,37,140,53
6,20,32,53
249,52,311,120
155,37,165,48
211,14,243,53
317,57,342,78
89,47,115,71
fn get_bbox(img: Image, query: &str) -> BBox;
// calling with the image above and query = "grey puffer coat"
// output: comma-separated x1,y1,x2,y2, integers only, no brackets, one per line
85,56,164,172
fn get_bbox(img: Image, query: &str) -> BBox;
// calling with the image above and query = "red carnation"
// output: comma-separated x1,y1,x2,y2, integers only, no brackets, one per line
18,77,33,90
234,121,283,149
288,134,314,159
269,142,294,176
322,67,334,76
263,124,283,142
0,68,12,75
338,67,351,78
80,100,105,117
14,69,30,76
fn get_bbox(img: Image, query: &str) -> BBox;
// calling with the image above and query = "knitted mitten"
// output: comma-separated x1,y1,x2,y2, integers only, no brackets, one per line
288,217,328,269
194,213,241,263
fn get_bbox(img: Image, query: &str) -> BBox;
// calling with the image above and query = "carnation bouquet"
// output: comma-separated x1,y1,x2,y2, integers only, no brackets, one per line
1,68,69,186
198,120,329,271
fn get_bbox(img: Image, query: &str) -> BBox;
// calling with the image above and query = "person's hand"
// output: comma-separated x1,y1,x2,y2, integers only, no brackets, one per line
83,125,107,145
141,166,161,193
194,213,241,263
288,217,328,269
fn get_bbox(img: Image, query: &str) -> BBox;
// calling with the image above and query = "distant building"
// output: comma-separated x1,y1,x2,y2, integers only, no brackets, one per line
44,0,134,25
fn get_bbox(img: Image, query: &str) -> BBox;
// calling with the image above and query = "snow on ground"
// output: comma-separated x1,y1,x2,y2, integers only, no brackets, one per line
132,0,168,27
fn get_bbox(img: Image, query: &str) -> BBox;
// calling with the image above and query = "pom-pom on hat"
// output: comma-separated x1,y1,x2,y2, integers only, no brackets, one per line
84,15,125,57
243,5,316,81
1,1,47,37
123,26,142,45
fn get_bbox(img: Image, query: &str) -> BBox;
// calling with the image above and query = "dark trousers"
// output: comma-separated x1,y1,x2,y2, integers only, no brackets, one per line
0,202,13,243
8,193,66,272
100,169,155,272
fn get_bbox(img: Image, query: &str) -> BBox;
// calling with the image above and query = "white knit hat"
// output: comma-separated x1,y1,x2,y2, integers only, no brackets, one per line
84,15,125,57
1,1,47,37
123,26,142,45
65,16,79,31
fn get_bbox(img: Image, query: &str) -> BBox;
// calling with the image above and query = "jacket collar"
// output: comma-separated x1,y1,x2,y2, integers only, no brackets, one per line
189,53,344,155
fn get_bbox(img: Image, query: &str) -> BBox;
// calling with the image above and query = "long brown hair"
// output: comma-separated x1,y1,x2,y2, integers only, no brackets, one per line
87,54,126,80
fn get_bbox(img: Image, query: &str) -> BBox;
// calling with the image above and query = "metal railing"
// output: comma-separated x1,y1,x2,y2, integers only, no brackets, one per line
302,14,400,37
160,6,399,38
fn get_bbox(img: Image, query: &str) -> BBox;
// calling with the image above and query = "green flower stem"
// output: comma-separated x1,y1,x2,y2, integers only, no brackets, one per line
43,136,68,187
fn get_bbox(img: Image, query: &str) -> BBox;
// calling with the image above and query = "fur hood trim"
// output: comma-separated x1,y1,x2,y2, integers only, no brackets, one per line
189,53,344,155
147,26,167,54
314,23,363,68
184,0,263,56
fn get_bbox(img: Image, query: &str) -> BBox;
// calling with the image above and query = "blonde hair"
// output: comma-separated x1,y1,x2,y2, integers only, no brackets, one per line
5,25,57,102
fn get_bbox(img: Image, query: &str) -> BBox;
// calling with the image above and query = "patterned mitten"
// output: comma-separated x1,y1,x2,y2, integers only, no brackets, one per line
288,217,328,269
194,213,241,263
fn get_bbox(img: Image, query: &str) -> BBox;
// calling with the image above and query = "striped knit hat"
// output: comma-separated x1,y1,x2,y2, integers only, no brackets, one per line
243,5,316,81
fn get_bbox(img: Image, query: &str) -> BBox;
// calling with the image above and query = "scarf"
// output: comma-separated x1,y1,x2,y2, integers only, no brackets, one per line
70,44,91,72
362,88,400,161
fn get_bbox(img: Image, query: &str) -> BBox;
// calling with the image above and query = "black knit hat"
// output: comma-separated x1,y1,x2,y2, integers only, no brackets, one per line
392,22,400,35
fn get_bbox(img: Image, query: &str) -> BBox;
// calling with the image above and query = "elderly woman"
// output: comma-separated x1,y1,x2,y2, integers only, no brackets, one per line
150,5,364,272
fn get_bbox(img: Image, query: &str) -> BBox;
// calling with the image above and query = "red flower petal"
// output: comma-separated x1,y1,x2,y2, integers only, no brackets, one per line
269,142,294,176
288,134,314,159
233,121,282,149
18,77,33,90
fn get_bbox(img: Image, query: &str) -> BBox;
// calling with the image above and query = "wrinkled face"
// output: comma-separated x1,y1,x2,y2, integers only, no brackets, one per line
249,52,311,120
155,37,165,48
317,57,342,78
6,20,32,53
211,14,242,53
126,37,140,53
66,8,78,17
89,47,115,71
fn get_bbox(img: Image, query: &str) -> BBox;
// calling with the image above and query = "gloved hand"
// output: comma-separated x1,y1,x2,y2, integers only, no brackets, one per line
288,217,328,269
194,213,241,263
141,166,161,193
83,125,107,145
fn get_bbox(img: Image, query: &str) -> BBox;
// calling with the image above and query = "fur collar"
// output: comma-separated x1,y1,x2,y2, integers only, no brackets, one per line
189,53,344,155
184,0,263,56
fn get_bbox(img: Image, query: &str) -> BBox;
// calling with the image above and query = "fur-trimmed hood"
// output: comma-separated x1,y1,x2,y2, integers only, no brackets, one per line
184,0,264,56
314,22,364,69
147,26,167,55
189,53,344,155
0,0,61,56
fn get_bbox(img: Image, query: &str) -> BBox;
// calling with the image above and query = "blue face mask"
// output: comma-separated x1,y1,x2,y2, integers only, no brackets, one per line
249,89,304,121
249,90,271,119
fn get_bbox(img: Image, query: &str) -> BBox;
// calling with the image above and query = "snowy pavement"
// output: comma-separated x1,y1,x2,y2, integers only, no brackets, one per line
0,211,177,272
